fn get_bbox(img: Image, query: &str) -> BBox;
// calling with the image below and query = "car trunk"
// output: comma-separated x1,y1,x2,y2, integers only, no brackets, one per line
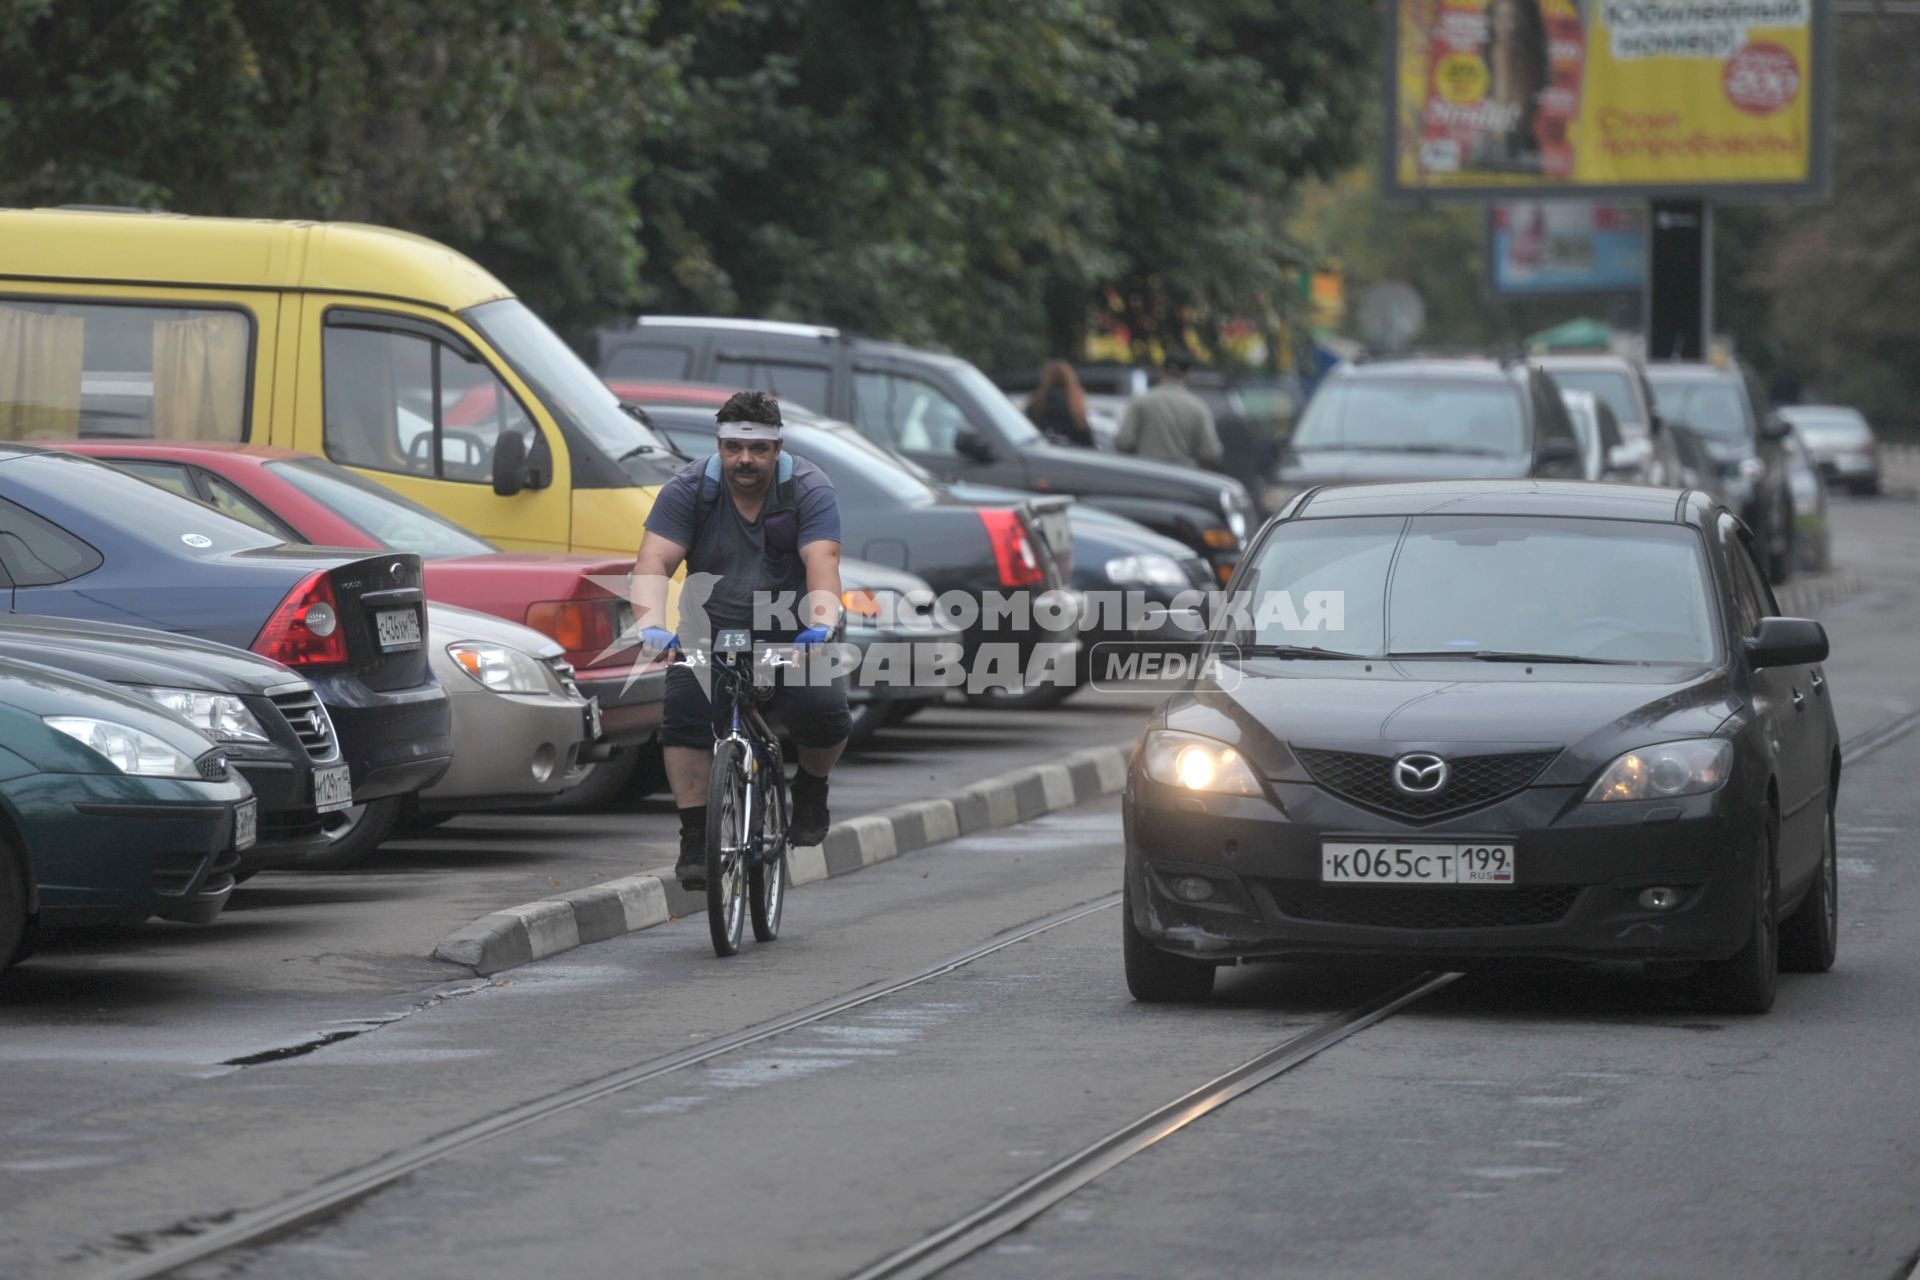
324,553,431,691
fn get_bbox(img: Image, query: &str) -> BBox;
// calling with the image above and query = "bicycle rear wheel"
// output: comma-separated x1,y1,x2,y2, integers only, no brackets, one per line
749,772,787,943
705,741,748,957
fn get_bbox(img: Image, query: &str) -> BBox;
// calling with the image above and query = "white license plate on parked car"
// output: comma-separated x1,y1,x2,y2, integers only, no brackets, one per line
1321,842,1515,886
313,763,354,814
234,798,257,851
376,608,422,652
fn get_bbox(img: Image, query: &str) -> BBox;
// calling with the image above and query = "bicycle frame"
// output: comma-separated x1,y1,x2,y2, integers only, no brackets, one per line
694,641,793,869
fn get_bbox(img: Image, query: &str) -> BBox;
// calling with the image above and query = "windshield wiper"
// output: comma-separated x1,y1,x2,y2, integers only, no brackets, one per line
1241,643,1373,660
1385,649,1630,665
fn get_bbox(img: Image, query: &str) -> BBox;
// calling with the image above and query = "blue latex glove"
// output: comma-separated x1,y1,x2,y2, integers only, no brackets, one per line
794,625,832,652
638,626,680,657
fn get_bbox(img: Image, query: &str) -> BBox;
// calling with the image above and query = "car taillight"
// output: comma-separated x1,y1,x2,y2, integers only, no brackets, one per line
978,509,1045,588
252,570,350,667
526,598,621,664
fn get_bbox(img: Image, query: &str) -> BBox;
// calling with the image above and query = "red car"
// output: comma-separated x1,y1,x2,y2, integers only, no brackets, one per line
53,441,663,803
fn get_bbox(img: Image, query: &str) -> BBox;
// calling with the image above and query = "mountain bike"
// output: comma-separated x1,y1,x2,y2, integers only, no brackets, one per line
691,629,791,957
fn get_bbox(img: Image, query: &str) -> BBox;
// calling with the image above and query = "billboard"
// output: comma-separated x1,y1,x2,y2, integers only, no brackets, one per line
1388,1,1830,199
1488,200,1645,293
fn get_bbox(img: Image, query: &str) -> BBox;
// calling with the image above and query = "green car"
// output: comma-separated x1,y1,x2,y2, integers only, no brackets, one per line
0,657,255,971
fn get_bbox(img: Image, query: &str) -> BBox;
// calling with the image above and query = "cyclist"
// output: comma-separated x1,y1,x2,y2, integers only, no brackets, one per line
630,390,849,889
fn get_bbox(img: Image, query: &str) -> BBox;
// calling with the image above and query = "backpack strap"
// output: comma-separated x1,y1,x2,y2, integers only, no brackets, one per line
688,452,799,550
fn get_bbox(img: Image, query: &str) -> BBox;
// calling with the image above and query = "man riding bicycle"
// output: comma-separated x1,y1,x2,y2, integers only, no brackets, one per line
630,391,849,889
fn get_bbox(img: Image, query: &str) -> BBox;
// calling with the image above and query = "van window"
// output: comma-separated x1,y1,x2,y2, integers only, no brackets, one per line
605,343,692,381
713,357,831,415
0,300,251,443
853,370,972,456
323,317,536,484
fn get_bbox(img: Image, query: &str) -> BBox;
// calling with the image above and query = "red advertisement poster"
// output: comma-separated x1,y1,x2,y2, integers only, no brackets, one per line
1418,0,1587,180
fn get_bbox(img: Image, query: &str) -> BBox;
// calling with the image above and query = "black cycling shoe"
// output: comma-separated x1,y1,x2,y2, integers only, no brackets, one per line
789,771,830,847
674,829,707,890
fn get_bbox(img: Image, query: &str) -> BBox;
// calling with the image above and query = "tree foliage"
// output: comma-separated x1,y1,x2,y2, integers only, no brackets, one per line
1,1,1378,366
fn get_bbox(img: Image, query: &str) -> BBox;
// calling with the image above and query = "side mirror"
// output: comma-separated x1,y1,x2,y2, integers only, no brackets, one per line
954,430,997,464
1649,411,1665,438
492,429,530,497
1538,437,1581,468
1746,616,1828,669
1759,413,1793,443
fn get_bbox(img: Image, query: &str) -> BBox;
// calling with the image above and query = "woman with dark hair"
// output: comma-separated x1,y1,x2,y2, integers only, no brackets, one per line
1480,0,1549,170
1025,359,1094,448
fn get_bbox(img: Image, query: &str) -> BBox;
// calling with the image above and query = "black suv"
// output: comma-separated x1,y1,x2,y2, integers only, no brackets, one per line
596,318,1257,584
1268,356,1586,507
1644,361,1795,585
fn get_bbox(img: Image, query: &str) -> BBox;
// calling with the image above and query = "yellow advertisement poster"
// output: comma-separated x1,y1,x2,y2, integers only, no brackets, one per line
1390,1,1829,197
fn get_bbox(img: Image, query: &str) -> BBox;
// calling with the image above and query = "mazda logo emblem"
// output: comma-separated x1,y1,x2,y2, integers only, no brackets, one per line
1393,753,1449,795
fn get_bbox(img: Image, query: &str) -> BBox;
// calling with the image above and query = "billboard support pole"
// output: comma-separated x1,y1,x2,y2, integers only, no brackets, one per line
1646,200,1712,362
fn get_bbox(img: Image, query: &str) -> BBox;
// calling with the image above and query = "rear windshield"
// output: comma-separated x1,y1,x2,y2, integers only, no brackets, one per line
1291,379,1527,457
1783,409,1872,443
20,451,278,556
267,458,498,559
1648,378,1750,439
1546,369,1639,425
1231,514,1719,665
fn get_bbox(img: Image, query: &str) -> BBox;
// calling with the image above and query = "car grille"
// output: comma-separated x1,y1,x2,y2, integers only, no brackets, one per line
269,687,339,762
543,656,580,698
194,750,229,781
1269,884,1581,930
1294,747,1559,821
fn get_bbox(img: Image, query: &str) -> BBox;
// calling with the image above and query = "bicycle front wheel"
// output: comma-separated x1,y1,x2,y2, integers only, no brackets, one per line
750,773,787,942
705,741,748,957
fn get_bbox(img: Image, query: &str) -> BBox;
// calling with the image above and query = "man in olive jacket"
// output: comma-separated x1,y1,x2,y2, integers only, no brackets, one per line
1116,350,1222,469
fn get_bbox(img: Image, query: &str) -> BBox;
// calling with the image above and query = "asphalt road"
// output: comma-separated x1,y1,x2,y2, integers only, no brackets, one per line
3,492,1918,1280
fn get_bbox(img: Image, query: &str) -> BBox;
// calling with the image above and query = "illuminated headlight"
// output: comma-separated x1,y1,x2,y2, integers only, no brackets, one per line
1143,729,1260,796
1105,554,1189,590
45,716,203,777
447,642,552,694
127,686,270,744
1585,739,1732,802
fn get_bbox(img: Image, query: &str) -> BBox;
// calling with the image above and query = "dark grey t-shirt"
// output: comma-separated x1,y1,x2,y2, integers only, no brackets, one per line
644,452,841,633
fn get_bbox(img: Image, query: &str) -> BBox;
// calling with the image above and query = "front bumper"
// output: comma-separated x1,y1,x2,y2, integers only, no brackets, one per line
26,771,251,927
420,683,594,807
1126,771,1756,968
574,663,665,746
310,671,453,803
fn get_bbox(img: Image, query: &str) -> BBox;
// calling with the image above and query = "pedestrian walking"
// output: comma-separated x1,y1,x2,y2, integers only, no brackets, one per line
1116,349,1221,469
1025,360,1095,448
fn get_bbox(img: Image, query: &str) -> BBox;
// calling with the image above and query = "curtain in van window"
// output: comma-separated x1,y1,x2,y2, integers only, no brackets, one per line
152,314,247,442
0,305,84,440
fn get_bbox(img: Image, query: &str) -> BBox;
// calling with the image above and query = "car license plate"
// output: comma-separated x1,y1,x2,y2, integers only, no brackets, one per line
1321,842,1515,886
313,763,354,814
234,797,257,851
376,608,422,652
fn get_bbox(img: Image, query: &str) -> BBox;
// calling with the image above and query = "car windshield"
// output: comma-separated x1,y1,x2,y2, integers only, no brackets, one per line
1648,378,1750,439
268,458,499,559
950,362,1043,447
1229,514,1719,665
638,406,943,509
1783,409,1872,444
1546,369,1639,425
465,299,679,485
1290,379,1526,456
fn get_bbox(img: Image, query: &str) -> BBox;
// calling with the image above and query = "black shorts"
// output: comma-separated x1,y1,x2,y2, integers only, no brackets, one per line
660,663,851,751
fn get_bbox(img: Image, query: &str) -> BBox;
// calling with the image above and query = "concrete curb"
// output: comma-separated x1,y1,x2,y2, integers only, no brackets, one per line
432,741,1135,976
1775,567,1863,617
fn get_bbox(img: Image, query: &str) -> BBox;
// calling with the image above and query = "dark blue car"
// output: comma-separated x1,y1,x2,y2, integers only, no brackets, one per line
0,447,451,844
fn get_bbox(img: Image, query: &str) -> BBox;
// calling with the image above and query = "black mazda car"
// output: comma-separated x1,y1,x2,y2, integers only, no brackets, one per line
1124,480,1839,1014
